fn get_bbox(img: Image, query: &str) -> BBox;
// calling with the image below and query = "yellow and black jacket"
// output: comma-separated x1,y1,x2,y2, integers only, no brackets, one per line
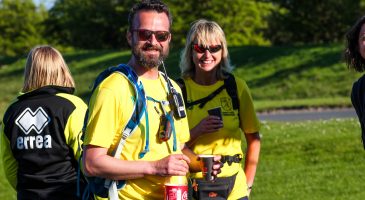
0,86,87,200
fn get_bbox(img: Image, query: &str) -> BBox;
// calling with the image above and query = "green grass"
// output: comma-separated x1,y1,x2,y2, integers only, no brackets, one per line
251,118,365,200
1,118,363,199
0,43,360,117
230,44,360,101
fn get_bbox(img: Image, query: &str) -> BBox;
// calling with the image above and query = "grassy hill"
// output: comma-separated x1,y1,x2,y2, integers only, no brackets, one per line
0,43,360,117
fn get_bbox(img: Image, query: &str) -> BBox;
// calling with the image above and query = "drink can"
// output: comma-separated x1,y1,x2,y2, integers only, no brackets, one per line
164,176,188,200
164,184,188,200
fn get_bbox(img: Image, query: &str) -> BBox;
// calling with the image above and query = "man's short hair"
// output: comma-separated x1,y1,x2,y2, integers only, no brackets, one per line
128,0,172,31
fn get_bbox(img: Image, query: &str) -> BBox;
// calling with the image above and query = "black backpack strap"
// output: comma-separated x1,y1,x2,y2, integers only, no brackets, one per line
175,78,187,106
192,85,225,108
224,73,239,110
175,74,239,110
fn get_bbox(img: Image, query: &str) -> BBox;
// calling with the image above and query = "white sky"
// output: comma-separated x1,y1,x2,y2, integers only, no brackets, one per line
33,0,55,9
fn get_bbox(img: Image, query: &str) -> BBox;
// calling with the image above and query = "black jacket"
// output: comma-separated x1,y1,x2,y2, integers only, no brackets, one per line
351,74,365,149
1,86,87,200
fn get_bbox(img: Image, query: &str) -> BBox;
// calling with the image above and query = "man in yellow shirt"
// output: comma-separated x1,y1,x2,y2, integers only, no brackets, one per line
82,1,221,199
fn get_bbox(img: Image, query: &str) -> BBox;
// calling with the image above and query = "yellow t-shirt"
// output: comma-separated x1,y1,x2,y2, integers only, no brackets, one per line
84,72,190,199
183,76,260,199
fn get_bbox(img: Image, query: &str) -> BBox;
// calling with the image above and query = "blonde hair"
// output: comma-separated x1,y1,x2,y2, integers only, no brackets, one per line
179,19,233,79
22,45,75,92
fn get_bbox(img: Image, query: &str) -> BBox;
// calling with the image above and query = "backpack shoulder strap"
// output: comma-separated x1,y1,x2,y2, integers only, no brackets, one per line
193,85,225,108
109,64,146,157
175,78,187,106
175,75,238,110
83,64,146,150
80,64,147,199
224,73,239,110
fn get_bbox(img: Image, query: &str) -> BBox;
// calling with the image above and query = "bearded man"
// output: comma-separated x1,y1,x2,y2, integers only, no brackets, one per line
82,1,222,199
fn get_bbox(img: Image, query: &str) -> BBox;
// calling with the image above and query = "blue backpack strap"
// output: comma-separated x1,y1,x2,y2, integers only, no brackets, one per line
109,64,147,157
81,64,148,199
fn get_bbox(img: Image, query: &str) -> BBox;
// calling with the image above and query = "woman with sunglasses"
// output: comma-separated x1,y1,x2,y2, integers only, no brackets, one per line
178,19,261,200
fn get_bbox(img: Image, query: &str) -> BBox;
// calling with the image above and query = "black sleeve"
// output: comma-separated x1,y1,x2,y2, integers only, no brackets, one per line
351,75,365,149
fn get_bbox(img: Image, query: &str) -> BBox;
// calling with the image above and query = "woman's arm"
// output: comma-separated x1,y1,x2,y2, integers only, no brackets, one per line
0,125,17,189
244,132,261,195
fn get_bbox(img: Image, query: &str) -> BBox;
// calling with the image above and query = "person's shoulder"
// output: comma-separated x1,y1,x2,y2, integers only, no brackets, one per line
173,77,185,87
354,74,365,86
169,77,184,93
99,72,131,90
2,97,21,122
56,93,87,109
352,74,365,95
231,74,245,84
229,74,248,90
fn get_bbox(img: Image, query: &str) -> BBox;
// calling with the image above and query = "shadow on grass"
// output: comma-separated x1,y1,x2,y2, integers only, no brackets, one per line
0,56,20,67
228,45,343,89
249,50,341,88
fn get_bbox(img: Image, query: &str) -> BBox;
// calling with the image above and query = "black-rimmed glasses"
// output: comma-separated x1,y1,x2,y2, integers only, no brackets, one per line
132,29,170,42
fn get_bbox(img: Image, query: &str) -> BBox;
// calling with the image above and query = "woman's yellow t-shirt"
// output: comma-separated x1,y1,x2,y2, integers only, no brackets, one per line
183,76,260,199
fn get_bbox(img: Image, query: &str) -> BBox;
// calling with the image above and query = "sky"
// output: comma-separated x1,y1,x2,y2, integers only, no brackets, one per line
33,0,55,9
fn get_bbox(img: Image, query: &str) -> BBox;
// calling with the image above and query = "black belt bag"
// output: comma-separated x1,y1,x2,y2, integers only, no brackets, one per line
221,154,242,166
192,173,237,200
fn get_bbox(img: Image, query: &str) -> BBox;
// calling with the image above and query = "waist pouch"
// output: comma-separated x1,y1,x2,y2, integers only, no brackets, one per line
192,173,237,200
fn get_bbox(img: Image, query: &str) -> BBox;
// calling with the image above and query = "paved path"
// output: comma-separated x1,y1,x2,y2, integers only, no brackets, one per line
257,107,357,121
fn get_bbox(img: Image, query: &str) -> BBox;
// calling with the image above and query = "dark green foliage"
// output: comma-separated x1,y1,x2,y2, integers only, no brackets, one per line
263,0,363,45
43,0,271,49
45,0,134,49
0,0,47,57
167,0,272,47
1,0,365,55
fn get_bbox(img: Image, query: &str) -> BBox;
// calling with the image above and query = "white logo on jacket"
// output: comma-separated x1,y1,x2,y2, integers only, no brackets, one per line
15,107,52,149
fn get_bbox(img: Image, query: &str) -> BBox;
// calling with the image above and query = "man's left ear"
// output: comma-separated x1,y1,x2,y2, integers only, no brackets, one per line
126,30,132,47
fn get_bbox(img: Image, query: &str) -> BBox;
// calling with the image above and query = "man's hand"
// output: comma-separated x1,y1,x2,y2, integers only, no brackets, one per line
153,154,191,176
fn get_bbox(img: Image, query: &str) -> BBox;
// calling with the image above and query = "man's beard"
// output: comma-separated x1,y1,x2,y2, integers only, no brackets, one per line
132,43,169,69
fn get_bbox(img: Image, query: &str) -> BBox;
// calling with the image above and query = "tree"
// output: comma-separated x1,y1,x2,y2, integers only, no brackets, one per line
45,0,272,49
45,0,134,49
0,0,47,56
168,0,272,47
263,0,363,45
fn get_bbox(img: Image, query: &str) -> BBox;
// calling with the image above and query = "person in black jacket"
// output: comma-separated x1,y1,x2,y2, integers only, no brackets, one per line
345,15,365,149
0,45,88,199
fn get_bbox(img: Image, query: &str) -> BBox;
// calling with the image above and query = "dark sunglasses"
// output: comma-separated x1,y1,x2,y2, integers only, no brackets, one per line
193,44,222,54
132,29,170,42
